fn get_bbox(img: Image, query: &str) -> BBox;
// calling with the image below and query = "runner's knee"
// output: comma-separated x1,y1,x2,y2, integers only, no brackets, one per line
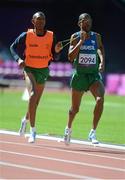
69,108,79,115
96,96,104,105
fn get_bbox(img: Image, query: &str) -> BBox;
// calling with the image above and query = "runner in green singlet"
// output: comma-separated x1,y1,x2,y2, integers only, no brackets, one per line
64,13,105,145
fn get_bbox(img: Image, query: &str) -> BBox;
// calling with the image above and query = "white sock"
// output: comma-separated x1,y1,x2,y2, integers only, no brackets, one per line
22,115,28,122
66,126,71,129
91,129,96,133
65,126,72,133
30,127,36,133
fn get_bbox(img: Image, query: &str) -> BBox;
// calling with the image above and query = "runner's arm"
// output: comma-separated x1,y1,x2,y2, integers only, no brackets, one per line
10,32,26,62
97,33,105,72
51,34,61,61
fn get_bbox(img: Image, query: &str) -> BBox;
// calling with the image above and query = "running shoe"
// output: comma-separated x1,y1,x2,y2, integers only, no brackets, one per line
88,129,99,144
64,127,72,145
19,117,28,136
28,131,36,143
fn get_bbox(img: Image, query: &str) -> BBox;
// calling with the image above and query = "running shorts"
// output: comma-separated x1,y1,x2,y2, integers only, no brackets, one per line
71,72,102,91
24,66,49,84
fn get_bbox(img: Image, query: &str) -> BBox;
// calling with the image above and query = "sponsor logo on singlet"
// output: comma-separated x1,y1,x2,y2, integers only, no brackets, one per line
80,45,95,50
29,55,49,59
29,44,38,47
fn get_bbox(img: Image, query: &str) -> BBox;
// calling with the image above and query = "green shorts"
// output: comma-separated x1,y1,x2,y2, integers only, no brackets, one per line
71,72,102,91
24,66,49,84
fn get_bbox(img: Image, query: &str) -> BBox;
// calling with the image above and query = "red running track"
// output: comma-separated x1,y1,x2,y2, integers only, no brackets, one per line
0,133,125,179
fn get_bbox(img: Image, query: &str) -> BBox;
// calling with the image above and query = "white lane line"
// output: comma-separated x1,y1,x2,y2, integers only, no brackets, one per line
0,161,96,179
0,130,125,151
0,140,125,161
1,150,125,172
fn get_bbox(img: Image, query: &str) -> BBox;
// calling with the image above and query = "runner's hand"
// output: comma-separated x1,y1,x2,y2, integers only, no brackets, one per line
55,42,63,53
18,58,25,69
80,31,89,41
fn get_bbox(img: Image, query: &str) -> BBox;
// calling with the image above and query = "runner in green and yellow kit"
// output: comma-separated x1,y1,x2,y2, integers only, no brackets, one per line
64,13,105,144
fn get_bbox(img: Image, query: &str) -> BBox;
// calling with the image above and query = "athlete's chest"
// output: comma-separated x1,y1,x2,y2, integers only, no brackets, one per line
80,36,97,52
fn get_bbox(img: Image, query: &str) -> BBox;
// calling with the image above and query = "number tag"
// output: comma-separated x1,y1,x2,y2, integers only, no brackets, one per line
78,53,96,65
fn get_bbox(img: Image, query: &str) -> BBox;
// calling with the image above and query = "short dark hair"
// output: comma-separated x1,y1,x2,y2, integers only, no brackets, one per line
32,11,45,19
78,13,91,22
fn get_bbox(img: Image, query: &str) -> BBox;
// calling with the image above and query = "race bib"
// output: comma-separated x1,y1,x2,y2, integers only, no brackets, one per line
78,53,96,65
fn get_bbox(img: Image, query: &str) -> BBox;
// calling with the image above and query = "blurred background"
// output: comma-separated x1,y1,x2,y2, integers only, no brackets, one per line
0,0,125,94
0,0,125,145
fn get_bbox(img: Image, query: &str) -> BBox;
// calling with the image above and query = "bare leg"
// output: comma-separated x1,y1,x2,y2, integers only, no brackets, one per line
23,72,32,121
26,72,44,128
64,89,84,145
67,88,84,128
89,80,105,130
29,84,44,127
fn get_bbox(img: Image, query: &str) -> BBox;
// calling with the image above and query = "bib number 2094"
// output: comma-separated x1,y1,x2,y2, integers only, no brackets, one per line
79,54,96,65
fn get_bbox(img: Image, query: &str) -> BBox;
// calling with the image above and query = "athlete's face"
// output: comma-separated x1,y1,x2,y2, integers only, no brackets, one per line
32,15,46,30
79,15,92,32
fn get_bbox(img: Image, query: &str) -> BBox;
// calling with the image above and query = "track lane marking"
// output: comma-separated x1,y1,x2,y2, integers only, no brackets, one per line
0,140,125,161
1,149,125,172
0,161,96,179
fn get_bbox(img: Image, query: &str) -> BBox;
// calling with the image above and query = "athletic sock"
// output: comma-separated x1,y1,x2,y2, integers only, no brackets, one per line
30,127,36,133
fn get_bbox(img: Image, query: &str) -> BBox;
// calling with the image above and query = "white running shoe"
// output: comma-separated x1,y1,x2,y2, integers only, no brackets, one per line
19,117,28,136
88,129,99,144
28,131,36,143
64,127,72,145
